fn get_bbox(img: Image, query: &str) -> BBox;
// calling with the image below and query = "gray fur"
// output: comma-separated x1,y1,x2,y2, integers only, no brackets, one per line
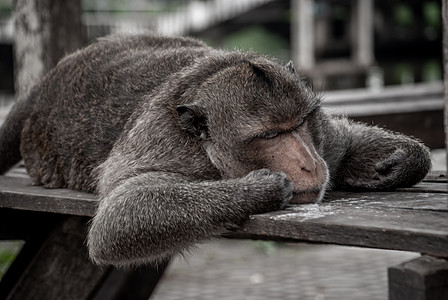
0,33,431,266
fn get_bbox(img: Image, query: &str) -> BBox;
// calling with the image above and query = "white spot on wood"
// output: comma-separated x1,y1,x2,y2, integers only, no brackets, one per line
270,204,334,221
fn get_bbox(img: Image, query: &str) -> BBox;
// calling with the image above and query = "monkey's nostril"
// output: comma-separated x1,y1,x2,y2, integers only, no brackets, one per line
301,167,312,173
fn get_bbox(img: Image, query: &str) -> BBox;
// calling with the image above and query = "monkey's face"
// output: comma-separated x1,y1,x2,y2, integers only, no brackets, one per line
245,119,328,203
201,116,328,204
177,58,329,203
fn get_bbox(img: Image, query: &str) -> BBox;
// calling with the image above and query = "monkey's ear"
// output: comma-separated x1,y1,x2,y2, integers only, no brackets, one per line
176,104,209,141
285,61,296,74
248,62,271,86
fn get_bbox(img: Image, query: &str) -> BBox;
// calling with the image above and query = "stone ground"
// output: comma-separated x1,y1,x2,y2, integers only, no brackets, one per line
151,152,446,300
151,241,419,300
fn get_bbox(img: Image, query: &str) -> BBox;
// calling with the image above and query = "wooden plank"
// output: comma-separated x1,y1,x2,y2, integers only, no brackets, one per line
4,164,28,179
324,82,444,106
0,213,59,298
92,261,169,300
0,210,59,298
0,175,444,215
0,209,167,300
228,203,448,257
323,81,444,117
1,175,447,255
324,192,448,212
388,255,448,300
423,171,447,183
398,182,447,193
6,216,108,300
0,176,97,217
0,239,42,299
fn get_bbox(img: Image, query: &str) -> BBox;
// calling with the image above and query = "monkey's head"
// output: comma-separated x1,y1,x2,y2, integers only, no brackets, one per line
177,54,328,203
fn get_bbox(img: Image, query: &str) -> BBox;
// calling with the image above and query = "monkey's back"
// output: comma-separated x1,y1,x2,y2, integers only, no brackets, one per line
20,34,210,192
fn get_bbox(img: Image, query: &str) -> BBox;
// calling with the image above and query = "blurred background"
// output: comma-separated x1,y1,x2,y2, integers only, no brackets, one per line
0,0,444,89
0,1,446,299
0,0,446,153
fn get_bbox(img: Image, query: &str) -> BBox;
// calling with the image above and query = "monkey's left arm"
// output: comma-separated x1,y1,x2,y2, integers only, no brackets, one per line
323,116,431,191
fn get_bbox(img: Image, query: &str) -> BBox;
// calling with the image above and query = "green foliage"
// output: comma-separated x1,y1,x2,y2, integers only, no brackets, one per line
253,241,278,255
332,5,349,21
0,241,23,279
0,0,11,12
422,59,442,82
393,4,413,27
423,1,441,28
393,63,414,85
221,26,290,61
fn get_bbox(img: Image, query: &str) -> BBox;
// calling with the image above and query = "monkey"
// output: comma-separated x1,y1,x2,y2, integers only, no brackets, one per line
0,33,431,266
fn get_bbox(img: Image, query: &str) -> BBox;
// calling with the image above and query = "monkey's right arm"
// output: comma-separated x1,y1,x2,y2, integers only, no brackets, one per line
322,116,431,191
87,169,292,266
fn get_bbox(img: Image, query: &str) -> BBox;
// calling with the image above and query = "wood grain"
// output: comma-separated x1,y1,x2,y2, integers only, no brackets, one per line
0,175,447,256
0,176,97,217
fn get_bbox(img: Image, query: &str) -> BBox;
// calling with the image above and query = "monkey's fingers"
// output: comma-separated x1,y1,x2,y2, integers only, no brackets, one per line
343,176,382,190
242,169,293,211
264,171,293,209
374,149,407,175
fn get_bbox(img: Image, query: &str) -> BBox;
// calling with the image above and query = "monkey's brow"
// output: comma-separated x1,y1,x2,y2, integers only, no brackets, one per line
244,119,302,141
255,129,282,139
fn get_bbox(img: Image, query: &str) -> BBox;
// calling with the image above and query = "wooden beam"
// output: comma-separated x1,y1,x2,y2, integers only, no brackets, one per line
291,0,314,70
0,176,97,217
93,261,169,300
1,174,447,257
5,216,108,300
351,0,374,66
226,192,448,257
323,82,444,116
388,255,448,300
443,0,448,171
0,210,167,300
13,0,83,96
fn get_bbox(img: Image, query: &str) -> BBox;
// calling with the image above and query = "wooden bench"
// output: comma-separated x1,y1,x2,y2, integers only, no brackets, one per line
0,168,446,300
3,1,447,299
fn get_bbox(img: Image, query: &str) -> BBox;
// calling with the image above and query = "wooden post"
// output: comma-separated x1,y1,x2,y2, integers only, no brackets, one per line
291,0,314,70
351,0,374,67
6,3,169,298
5,216,109,300
13,0,83,97
388,255,448,300
443,0,448,171
389,8,448,300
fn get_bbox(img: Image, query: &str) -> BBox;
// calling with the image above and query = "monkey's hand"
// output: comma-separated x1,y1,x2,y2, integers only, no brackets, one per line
327,118,432,191
240,169,293,213
224,169,293,232
375,146,431,188
343,145,431,190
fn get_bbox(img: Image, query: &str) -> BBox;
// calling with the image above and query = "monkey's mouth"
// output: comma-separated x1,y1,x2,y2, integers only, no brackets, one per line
291,188,323,204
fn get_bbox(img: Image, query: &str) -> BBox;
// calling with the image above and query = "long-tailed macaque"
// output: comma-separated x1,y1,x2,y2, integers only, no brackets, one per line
0,33,431,266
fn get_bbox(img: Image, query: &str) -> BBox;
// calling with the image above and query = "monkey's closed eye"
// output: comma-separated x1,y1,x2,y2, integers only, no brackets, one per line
257,120,305,140
294,119,305,130
261,131,280,140
258,130,280,140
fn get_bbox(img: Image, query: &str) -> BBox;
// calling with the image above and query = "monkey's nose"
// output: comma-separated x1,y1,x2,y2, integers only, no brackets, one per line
299,158,316,175
301,166,312,173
